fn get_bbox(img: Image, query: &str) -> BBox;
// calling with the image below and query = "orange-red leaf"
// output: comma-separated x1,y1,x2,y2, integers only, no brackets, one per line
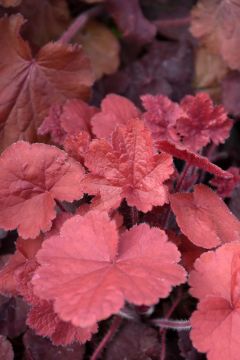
157,140,232,179
32,211,186,327
91,94,140,139
170,184,240,249
84,119,174,212
189,243,240,360
0,15,93,151
178,93,232,151
0,141,85,238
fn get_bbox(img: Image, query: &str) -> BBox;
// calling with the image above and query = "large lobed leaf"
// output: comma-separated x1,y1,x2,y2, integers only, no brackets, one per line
0,141,85,238
170,184,240,249
32,211,186,327
83,118,174,212
0,14,93,151
189,242,240,360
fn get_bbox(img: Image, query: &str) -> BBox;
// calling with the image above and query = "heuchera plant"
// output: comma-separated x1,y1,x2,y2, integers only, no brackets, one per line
0,83,239,359
1,4,240,360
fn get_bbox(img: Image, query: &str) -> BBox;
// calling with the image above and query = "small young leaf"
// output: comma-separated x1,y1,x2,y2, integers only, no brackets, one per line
91,94,140,139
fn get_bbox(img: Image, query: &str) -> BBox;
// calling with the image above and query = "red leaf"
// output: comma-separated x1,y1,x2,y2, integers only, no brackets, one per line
0,141,85,238
0,335,14,360
0,251,26,296
60,99,97,136
191,297,239,360
38,99,98,146
18,0,70,48
0,14,93,151
0,234,43,296
141,94,183,142
170,185,240,249
29,302,97,345
32,211,186,327
83,119,174,212
178,93,232,151
16,256,97,346
157,140,232,179
189,243,240,360
210,166,240,198
37,104,66,146
91,94,140,139
64,131,91,163
27,301,98,346
142,93,232,152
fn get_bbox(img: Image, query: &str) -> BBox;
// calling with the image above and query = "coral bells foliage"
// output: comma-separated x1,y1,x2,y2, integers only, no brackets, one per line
170,185,240,249
0,15,93,152
0,88,239,359
0,141,85,238
189,243,240,360
142,92,232,151
82,118,174,212
32,211,186,327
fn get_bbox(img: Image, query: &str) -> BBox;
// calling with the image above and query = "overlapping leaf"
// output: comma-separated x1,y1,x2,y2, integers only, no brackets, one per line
91,94,140,139
157,140,232,179
19,0,71,47
178,93,232,151
0,14,93,151
210,167,240,198
38,99,97,145
0,141,85,238
83,118,174,212
32,211,186,327
141,94,184,142
142,93,232,152
170,184,240,248
17,259,97,345
189,242,240,360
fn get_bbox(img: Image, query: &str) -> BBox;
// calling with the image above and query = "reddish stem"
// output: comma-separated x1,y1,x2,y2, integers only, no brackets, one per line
160,332,167,360
175,163,191,193
158,288,183,360
90,316,122,360
59,6,102,44
161,164,190,229
154,16,191,29
130,206,139,226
